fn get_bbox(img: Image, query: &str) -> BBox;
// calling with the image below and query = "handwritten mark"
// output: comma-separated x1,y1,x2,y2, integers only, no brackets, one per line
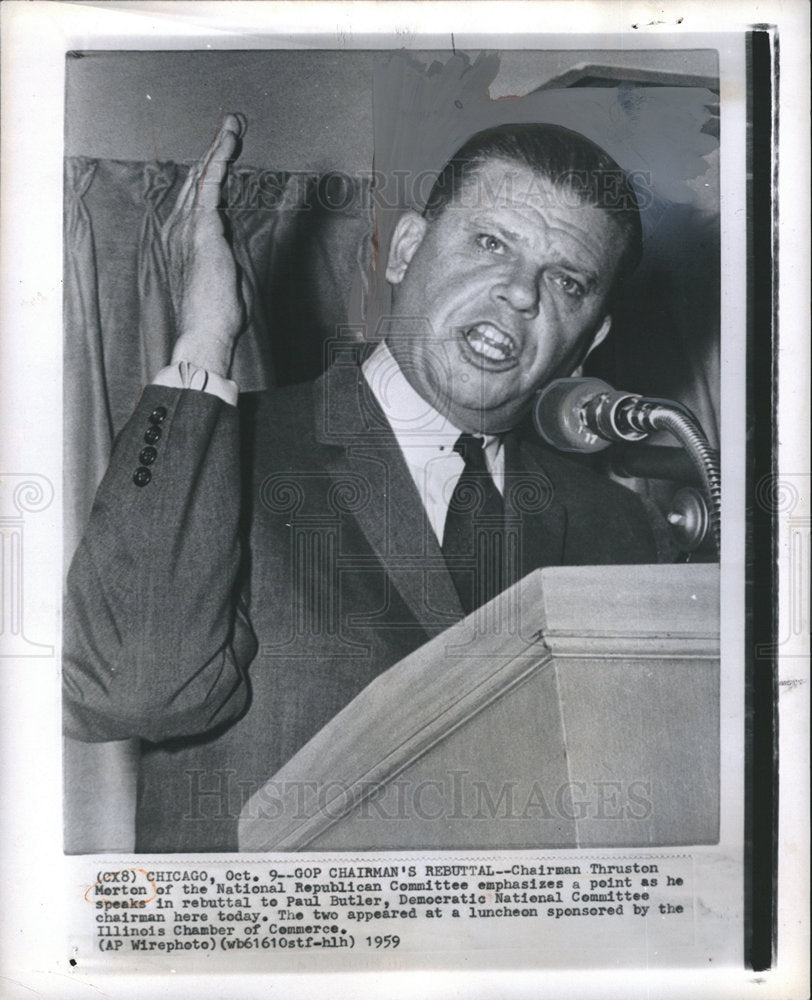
632,17,684,28
84,867,158,906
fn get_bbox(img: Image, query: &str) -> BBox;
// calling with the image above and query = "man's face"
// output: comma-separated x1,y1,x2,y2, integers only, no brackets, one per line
385,158,627,433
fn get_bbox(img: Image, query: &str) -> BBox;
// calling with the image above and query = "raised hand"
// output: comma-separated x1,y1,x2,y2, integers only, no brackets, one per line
163,113,247,376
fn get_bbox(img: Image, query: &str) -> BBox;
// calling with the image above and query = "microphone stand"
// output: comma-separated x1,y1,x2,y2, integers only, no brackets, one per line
612,399,721,554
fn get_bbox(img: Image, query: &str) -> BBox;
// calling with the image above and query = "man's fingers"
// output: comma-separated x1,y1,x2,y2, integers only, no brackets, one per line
168,113,245,218
199,112,245,172
170,163,201,219
194,113,245,209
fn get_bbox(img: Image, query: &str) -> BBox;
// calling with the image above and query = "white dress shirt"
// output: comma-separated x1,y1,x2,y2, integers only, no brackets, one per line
362,341,504,544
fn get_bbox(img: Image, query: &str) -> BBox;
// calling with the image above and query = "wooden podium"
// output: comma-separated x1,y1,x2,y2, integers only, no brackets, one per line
239,564,719,851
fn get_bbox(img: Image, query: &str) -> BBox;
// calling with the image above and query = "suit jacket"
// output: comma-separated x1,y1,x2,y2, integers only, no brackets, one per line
64,359,663,851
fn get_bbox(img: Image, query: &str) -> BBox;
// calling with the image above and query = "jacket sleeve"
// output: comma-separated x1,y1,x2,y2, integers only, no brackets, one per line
63,385,258,743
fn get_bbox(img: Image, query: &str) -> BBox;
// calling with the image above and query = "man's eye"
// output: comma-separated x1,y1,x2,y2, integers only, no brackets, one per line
550,272,584,297
475,233,505,254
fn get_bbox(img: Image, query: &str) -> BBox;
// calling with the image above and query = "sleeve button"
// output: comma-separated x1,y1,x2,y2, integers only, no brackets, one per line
149,406,168,425
133,467,152,487
139,446,158,466
144,425,162,444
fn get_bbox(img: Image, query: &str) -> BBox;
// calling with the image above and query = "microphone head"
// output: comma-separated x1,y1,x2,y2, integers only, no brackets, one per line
533,377,615,453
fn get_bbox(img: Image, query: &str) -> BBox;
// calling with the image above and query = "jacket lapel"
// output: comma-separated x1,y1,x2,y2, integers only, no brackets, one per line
314,361,464,634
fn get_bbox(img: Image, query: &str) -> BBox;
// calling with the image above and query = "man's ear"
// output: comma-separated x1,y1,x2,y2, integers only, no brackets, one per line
386,211,428,284
570,315,612,376
589,314,612,353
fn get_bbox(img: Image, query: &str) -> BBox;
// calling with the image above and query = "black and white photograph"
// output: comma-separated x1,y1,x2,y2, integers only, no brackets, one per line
62,45,723,857
0,3,808,998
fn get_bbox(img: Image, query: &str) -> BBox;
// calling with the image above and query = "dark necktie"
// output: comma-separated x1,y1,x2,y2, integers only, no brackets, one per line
441,433,506,615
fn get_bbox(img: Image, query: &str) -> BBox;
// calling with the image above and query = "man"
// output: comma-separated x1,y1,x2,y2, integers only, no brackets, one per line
63,116,664,851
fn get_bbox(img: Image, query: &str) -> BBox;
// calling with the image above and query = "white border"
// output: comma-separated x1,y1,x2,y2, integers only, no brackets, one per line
0,2,808,998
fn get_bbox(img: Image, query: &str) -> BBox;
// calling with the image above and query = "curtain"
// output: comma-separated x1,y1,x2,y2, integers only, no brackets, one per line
63,157,112,557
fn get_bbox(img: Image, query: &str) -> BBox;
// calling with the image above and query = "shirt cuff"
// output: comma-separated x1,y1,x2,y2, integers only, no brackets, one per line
152,360,239,407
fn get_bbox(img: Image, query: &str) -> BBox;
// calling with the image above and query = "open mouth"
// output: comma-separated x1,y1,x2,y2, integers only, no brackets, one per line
461,322,518,364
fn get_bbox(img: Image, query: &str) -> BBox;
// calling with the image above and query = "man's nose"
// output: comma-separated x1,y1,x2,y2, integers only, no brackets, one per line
490,263,540,317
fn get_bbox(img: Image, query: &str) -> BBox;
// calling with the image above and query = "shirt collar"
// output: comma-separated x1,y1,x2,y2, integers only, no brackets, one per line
362,342,506,532
362,340,463,451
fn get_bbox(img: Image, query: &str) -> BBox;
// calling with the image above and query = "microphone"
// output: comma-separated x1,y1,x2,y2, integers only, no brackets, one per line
532,377,647,453
532,377,721,554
